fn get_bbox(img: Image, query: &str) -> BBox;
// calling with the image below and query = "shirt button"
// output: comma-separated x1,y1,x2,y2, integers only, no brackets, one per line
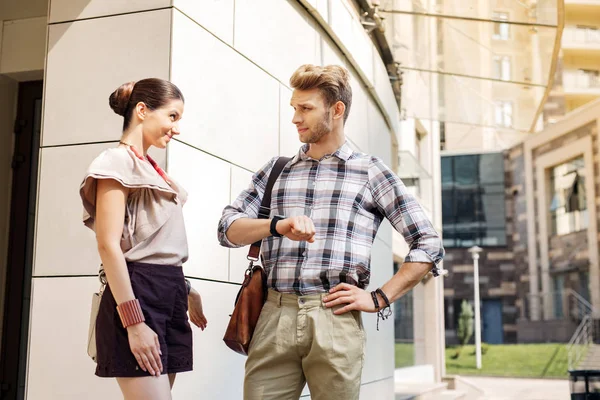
312,181,316,186
302,251,307,257
299,299,305,305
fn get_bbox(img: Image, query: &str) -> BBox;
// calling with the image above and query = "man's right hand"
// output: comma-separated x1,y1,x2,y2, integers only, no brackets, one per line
276,216,316,243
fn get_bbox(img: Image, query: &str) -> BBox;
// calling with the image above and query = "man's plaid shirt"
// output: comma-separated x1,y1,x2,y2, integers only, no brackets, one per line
218,142,445,295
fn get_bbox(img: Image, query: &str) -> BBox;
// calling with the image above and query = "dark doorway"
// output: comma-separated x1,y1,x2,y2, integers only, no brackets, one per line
0,80,43,400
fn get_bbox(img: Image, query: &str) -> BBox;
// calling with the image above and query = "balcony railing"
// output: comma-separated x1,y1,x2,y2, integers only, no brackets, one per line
565,0,600,6
563,70,600,91
563,26,600,45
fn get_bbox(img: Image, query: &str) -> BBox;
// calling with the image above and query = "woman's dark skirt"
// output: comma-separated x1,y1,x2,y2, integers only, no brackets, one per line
95,262,193,378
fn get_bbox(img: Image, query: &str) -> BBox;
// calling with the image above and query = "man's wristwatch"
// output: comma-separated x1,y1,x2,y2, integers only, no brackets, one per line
185,278,191,295
270,216,285,237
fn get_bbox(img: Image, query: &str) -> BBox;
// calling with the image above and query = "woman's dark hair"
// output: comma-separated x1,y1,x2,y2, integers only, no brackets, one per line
109,78,184,130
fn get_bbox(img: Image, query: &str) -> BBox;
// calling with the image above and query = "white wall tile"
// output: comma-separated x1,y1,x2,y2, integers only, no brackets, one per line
34,143,114,276
171,279,246,399
1,0,47,21
373,52,399,136
27,277,122,400
393,229,410,260
376,219,393,249
345,77,369,153
234,0,321,84
329,0,373,82
368,99,393,166
321,36,346,67
168,141,230,281
279,85,302,157
228,165,255,283
362,239,395,384
0,17,46,75
303,0,329,23
170,10,279,172
359,377,394,399
49,0,170,23
173,0,234,45
43,9,171,146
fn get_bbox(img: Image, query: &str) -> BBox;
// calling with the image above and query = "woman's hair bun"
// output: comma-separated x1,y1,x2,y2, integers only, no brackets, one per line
109,81,136,116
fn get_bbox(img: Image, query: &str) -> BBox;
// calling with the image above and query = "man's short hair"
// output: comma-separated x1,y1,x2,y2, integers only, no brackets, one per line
289,64,352,123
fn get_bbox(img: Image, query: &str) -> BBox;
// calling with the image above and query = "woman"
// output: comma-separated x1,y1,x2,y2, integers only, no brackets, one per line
80,78,207,399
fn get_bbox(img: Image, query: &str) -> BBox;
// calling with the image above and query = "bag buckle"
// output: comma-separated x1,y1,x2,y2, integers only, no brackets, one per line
98,267,107,295
98,268,107,285
257,205,271,219
245,260,255,275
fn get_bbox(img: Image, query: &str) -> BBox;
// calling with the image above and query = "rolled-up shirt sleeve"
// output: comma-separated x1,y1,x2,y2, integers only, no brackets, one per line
217,157,277,248
368,157,445,276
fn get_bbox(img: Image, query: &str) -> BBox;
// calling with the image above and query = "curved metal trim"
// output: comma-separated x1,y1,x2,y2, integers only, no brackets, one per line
529,0,565,132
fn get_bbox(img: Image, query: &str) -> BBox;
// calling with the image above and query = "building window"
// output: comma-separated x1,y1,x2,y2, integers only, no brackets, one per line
549,156,588,235
493,12,510,40
576,69,600,89
441,153,507,248
494,101,513,127
493,55,511,81
440,121,446,151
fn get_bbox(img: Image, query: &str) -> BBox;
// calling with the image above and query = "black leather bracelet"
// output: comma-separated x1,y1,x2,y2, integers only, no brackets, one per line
370,291,380,311
376,288,391,308
270,216,284,237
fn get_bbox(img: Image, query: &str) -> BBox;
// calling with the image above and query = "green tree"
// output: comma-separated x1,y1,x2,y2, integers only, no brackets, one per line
457,300,474,346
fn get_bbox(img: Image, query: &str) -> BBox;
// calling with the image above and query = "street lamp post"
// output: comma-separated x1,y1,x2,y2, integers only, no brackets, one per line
468,245,483,370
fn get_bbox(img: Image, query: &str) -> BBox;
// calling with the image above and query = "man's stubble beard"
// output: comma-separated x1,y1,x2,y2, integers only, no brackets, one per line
301,110,332,144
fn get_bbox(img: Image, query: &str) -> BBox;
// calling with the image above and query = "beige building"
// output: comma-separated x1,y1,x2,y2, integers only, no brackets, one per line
545,0,600,122
436,0,560,152
507,99,600,363
0,0,450,399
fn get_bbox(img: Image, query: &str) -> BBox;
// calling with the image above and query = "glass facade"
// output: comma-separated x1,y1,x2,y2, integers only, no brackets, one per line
442,153,506,247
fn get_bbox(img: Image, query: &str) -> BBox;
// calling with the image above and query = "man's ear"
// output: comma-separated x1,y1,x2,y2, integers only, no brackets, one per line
332,101,345,121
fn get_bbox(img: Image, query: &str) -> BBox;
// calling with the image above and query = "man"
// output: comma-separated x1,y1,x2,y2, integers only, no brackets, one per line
218,64,444,400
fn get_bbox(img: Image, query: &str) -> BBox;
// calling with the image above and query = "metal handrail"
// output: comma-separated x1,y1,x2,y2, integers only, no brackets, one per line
525,289,593,321
568,314,594,370
567,289,594,313
569,314,591,348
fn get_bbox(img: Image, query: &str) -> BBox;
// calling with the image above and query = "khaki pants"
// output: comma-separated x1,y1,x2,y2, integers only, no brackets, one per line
244,289,365,400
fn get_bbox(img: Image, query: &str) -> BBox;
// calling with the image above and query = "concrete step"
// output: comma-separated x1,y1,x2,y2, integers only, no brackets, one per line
436,389,468,399
578,344,600,369
444,375,486,400
394,382,468,400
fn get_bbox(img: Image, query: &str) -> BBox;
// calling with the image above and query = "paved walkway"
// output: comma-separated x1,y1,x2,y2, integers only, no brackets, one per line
466,376,570,400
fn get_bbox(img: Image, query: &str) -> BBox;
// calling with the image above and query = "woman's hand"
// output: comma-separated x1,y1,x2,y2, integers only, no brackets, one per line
188,287,208,330
127,322,163,377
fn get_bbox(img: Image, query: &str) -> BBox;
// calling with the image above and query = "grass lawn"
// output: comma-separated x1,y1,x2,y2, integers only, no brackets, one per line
445,343,569,379
395,343,415,369
395,343,569,378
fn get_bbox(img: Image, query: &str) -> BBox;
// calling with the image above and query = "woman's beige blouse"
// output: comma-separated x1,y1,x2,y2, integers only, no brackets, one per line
80,147,189,266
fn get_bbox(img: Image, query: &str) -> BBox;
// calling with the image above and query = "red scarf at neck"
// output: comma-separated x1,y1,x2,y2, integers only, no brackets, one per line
127,146,171,185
